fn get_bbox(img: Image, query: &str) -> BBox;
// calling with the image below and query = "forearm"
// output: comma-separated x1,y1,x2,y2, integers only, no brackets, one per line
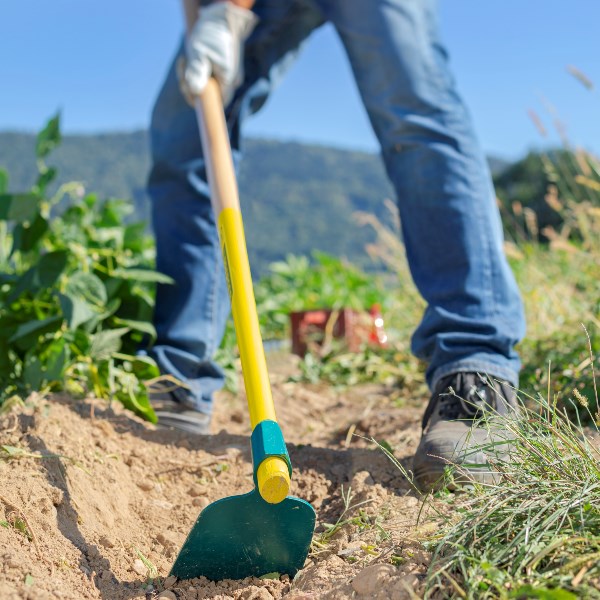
182,0,256,34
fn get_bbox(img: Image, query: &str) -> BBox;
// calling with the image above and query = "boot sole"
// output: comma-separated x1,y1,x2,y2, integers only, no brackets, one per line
414,464,500,493
155,411,211,435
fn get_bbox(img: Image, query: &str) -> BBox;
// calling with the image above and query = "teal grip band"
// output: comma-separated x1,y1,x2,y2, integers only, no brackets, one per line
251,420,292,486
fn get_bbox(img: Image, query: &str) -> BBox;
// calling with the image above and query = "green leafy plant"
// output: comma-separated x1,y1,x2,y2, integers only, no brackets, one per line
292,342,422,390
254,251,388,340
134,547,159,582
214,251,399,393
0,114,169,421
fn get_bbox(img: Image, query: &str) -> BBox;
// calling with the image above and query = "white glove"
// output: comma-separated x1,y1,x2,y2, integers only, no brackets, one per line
182,2,258,106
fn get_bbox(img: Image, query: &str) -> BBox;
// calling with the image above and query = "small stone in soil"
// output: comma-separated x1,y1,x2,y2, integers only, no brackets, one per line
98,535,114,548
132,559,147,576
157,591,177,600
192,497,210,509
137,481,155,491
163,575,177,588
239,587,272,600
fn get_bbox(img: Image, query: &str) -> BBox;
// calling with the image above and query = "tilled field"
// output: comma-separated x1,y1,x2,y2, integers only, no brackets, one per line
0,355,436,599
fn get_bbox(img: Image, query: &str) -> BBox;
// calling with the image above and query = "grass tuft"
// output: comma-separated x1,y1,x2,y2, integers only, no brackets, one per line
425,391,600,599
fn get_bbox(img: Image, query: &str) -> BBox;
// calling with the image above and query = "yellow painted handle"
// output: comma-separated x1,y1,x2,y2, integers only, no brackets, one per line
195,80,290,503
257,457,290,504
217,208,290,504
217,208,274,426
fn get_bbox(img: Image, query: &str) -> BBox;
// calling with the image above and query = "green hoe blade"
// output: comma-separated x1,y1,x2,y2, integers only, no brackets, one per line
170,490,316,581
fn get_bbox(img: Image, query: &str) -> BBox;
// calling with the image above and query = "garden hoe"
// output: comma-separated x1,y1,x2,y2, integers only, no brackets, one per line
169,78,316,581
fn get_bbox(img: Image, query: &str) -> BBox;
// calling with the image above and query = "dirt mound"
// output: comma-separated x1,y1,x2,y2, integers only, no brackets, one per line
0,356,432,599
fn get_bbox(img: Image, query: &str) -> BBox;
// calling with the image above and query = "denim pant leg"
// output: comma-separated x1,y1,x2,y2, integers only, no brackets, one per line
321,0,526,388
148,48,228,414
147,1,324,413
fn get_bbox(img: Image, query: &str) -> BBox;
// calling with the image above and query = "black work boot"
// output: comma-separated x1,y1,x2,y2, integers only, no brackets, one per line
148,382,212,435
413,372,519,491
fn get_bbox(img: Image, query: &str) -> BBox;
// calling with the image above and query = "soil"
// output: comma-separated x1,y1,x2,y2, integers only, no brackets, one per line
0,353,437,599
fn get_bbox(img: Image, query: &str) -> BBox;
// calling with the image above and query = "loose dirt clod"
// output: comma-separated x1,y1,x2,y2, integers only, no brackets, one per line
0,358,429,599
352,563,396,595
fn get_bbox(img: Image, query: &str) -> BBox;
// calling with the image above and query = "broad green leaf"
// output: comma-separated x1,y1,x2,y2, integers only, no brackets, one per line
65,272,107,309
132,355,160,380
0,337,10,379
83,194,97,208
0,318,17,374
43,338,68,382
112,366,157,423
6,269,36,302
0,193,40,222
113,318,156,340
65,328,93,355
97,199,131,227
130,284,155,312
36,113,61,159
123,222,148,252
11,215,49,254
8,316,62,350
0,168,7,193
23,355,44,389
89,328,129,361
83,298,121,333
103,277,123,301
59,294,97,330
111,268,174,284
6,250,69,302
95,226,123,246
35,167,57,193
36,250,69,288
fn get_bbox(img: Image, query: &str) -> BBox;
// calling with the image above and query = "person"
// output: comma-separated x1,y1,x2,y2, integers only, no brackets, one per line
147,0,526,491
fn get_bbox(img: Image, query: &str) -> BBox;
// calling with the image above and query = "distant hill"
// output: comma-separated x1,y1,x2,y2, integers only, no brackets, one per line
0,130,152,224
0,130,510,274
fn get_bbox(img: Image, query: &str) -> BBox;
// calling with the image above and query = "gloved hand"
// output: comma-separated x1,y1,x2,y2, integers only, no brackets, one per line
180,1,258,106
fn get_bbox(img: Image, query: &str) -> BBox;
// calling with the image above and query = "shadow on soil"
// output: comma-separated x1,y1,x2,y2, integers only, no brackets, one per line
62,395,416,496
19,413,143,599
27,396,417,598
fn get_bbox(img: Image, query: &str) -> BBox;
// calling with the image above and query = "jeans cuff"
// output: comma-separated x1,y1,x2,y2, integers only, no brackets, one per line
174,387,214,415
430,360,519,392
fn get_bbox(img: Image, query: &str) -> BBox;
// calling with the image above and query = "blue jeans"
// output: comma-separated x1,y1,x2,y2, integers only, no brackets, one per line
148,0,526,413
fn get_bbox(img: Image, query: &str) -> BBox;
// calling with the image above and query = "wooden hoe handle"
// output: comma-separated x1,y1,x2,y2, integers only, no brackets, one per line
194,81,291,504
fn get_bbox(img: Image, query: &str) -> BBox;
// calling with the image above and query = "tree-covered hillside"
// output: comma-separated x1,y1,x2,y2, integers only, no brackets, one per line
0,131,517,274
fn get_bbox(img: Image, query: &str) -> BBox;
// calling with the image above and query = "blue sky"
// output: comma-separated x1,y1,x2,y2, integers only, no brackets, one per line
1,0,598,160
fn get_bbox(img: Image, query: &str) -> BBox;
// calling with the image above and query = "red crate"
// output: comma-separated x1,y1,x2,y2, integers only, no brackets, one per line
289,305,388,356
